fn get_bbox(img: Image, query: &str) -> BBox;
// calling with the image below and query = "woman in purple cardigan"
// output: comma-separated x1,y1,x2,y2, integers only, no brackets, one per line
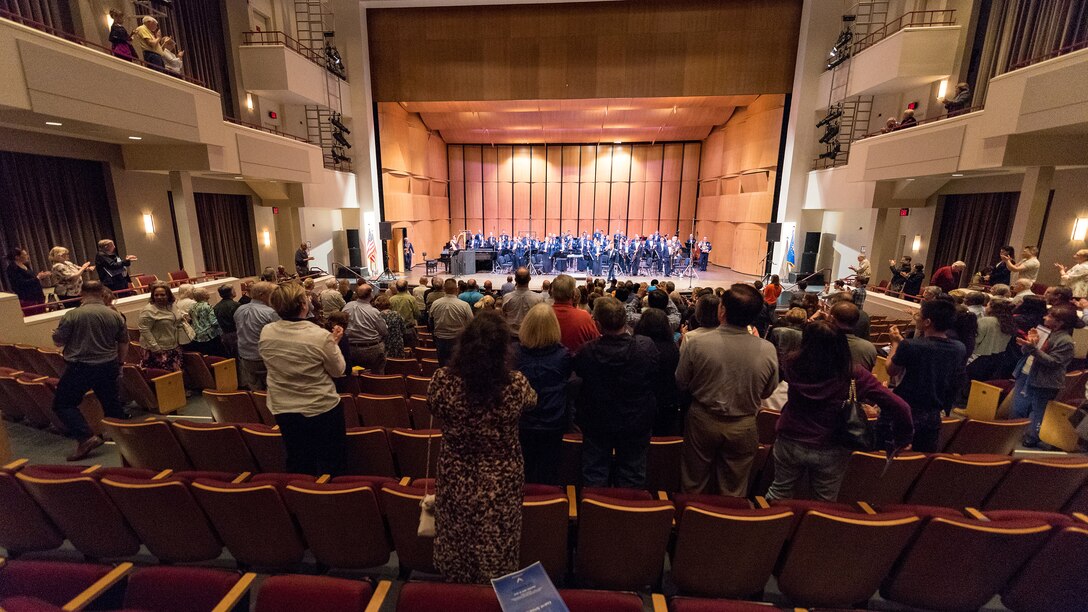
765,320,914,502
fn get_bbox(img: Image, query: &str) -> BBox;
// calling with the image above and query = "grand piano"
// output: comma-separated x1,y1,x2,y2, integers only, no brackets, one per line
439,249,497,273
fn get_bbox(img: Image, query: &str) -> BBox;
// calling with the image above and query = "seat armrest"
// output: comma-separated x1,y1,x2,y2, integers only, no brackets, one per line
62,562,134,611
210,572,257,612
150,370,187,414
363,580,392,612
210,358,239,392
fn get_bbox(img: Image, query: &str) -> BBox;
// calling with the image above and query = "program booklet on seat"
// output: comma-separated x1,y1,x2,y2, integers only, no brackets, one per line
491,561,568,612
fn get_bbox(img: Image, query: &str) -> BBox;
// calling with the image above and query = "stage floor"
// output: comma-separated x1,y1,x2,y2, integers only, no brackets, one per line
401,263,761,292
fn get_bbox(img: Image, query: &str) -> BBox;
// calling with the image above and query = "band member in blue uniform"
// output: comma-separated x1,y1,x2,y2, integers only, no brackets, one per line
404,237,414,270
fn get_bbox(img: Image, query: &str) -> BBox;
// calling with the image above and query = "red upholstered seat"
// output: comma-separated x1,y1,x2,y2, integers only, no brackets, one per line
419,358,440,377
756,409,780,444
190,479,306,568
559,433,583,486
837,451,930,504
1002,520,1088,611
123,566,244,612
283,481,392,569
380,483,437,575
0,596,64,612
904,453,1012,508
102,417,192,471
171,421,259,473
646,436,684,493
395,583,643,612
385,357,421,377
360,373,406,397
389,428,441,478
670,597,783,612
256,575,374,612
0,466,64,554
575,494,674,591
520,490,570,581
943,418,1031,455
407,395,443,429
203,390,261,423
240,424,288,472
0,561,114,607
671,493,752,523
405,375,431,398
100,475,223,563
582,486,653,501
358,394,412,429
248,473,316,490
983,456,1088,511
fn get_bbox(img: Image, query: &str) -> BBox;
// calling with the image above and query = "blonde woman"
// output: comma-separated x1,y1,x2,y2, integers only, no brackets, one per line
138,281,186,371
515,303,572,484
175,284,196,317
49,246,91,303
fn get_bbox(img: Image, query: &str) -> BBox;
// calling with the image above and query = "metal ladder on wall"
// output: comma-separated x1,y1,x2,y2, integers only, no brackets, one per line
295,0,350,170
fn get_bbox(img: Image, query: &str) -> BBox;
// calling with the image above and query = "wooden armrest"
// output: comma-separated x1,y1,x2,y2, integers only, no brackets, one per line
754,496,770,509
363,580,392,612
656,491,669,501
965,507,989,521
398,477,411,486
81,465,102,475
566,485,578,520
153,469,173,480
150,370,187,414
317,474,331,484
62,562,134,611
1073,512,1088,525
210,358,239,392
650,593,667,612
232,472,252,484
3,458,29,471
210,572,257,612
856,501,876,515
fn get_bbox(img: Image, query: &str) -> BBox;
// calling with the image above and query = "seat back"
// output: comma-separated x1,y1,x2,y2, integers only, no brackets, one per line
837,451,930,504
17,468,142,558
0,344,22,369
943,418,1030,455
756,409,780,444
1001,524,1088,611
575,494,674,590
395,582,500,612
203,390,261,424
123,566,243,612
358,394,412,428
905,454,1012,508
190,479,305,567
283,482,391,569
646,436,683,493
15,378,67,431
407,395,443,430
251,391,277,426
0,374,30,422
559,433,583,486
102,418,192,471
256,575,374,612
240,425,288,473
167,269,190,282
380,483,437,574
360,374,406,397
15,346,46,376
520,492,570,581
121,364,158,410
133,274,158,291
385,357,421,376
171,422,259,473
882,517,1051,611
984,457,1088,511
1056,369,1088,404
419,358,440,377
0,468,64,554
413,347,438,361
0,560,115,607
672,505,794,599
936,416,962,451
343,427,397,477
35,349,66,378
965,380,1003,421
777,509,920,607
389,428,441,478
1041,400,1082,452
405,375,431,398
100,476,223,563
337,394,361,429
182,352,216,390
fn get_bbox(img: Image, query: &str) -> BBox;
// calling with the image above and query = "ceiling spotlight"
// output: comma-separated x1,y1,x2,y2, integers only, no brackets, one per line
234,176,245,180
128,136,142,140
614,140,622,144
45,121,63,126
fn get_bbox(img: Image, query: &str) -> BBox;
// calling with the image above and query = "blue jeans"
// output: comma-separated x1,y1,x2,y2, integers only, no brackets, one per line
1011,376,1059,445
765,436,851,502
581,431,651,489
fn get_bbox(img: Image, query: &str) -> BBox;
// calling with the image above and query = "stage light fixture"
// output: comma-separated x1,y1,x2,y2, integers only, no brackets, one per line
330,113,350,134
817,105,843,128
332,131,351,148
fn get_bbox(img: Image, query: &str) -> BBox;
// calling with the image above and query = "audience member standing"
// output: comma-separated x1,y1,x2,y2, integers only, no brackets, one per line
677,284,779,496
967,299,1016,382
500,275,515,296
763,275,783,307
515,303,573,485
343,284,389,373
160,36,184,75
941,82,972,116
551,274,600,353
458,280,484,307
430,278,474,365
765,321,913,502
94,239,136,292
259,282,346,475
1057,249,1088,298
6,248,48,314
635,309,681,436
318,278,346,318
374,294,406,358
214,285,240,357
294,243,314,277
684,294,721,341
931,261,966,293
234,281,280,390
574,297,659,488
107,9,136,60
768,307,806,362
188,288,224,356
51,282,130,461
502,267,544,334
430,312,537,583
1006,246,1040,283
138,282,186,372
829,301,877,371
131,16,165,69
987,246,1014,287
849,255,872,283
175,284,196,317
1012,304,1079,447
888,256,911,293
389,279,420,345
49,247,90,304
903,264,926,297
885,299,965,452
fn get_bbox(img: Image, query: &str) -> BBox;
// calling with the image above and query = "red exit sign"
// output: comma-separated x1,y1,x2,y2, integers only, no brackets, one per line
899,208,910,217
272,207,279,215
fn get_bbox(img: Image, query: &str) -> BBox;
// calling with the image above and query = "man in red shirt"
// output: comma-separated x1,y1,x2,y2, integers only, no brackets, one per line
550,274,600,353
930,261,966,293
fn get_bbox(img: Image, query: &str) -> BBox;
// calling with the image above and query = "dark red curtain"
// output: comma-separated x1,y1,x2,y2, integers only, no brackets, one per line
0,0,74,34
0,151,116,291
194,193,257,278
933,192,1018,278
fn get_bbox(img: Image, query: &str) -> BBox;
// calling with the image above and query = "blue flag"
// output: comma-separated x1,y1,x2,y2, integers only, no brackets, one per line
785,235,796,269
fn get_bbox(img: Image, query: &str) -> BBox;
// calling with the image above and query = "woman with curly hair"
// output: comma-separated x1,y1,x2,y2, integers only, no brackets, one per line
428,311,537,583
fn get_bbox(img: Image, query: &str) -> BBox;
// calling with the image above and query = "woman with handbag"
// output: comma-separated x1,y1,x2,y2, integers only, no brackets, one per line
428,311,537,583
765,320,913,502
137,282,187,372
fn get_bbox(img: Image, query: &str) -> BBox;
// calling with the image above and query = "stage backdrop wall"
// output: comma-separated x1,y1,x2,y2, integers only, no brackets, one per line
448,142,701,240
379,103,450,269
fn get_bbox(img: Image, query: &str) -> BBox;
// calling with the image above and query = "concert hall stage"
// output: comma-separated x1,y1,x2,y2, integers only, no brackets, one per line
400,263,763,293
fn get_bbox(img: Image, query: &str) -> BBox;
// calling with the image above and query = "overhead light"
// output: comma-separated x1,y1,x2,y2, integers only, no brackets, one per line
143,214,155,234
45,121,62,126
234,176,244,179
1073,218,1088,241
952,173,964,177
614,140,621,144
912,235,922,252
128,136,142,140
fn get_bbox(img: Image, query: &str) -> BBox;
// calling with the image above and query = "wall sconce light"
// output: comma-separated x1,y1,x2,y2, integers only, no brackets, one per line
142,213,155,234
262,230,271,248
1072,218,1088,241
106,12,114,28
246,93,254,112
937,79,948,100
912,235,921,252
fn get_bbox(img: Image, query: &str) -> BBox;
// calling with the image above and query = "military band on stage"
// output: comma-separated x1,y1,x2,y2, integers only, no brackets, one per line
442,229,711,278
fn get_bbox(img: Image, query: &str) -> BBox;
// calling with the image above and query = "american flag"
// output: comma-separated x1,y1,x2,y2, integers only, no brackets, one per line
366,227,378,269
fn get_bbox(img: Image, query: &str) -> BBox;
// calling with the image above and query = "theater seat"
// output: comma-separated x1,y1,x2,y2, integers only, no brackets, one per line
100,475,224,563
190,479,306,569
256,575,378,612
360,373,406,397
182,353,238,392
776,508,920,607
672,504,793,599
520,490,569,581
240,424,288,473
943,418,1031,455
101,417,192,471
389,428,441,478
203,390,261,424
419,358,440,377
1001,519,1088,611
357,394,412,429
171,421,259,473
343,426,398,477
380,483,437,576
559,433,583,486
756,409,780,444
0,560,126,609
646,436,683,493
385,357,421,377
122,566,253,612
395,582,643,612
283,481,392,569
0,462,64,554
575,493,673,590
408,395,443,430
904,454,1012,508
251,391,278,426
882,517,1052,611
405,375,431,398
983,456,1088,511
670,598,782,611
120,364,186,414
837,451,930,504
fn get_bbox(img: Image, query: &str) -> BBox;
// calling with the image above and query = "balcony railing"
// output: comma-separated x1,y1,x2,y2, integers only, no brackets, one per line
0,9,208,89
242,30,324,67
852,10,957,54
224,116,315,144
854,105,984,141
1009,38,1088,72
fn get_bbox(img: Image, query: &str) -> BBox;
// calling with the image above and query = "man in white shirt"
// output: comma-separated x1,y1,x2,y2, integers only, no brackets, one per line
1005,245,1040,283
849,254,871,282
